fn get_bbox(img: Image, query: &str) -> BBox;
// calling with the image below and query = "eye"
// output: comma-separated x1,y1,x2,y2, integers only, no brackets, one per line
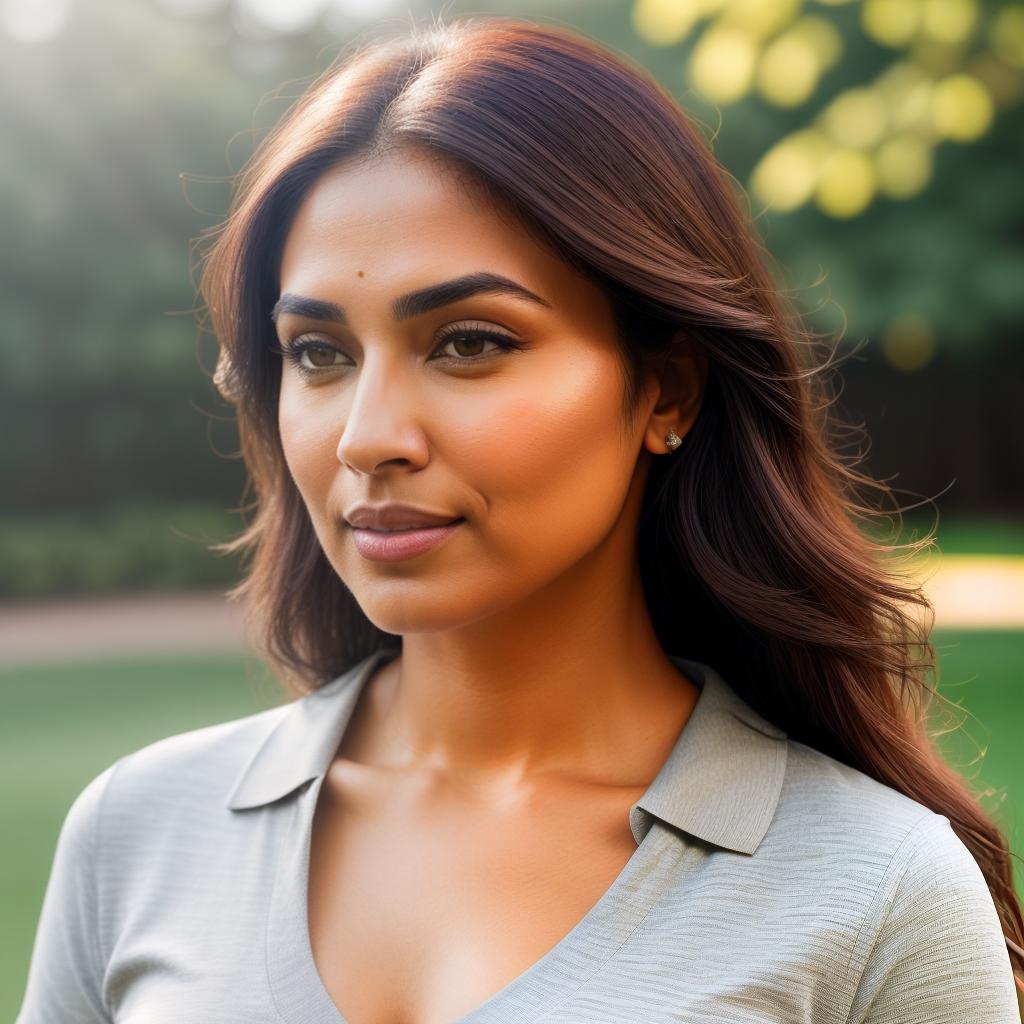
294,342,344,371
431,322,524,363
272,321,524,377
270,337,349,375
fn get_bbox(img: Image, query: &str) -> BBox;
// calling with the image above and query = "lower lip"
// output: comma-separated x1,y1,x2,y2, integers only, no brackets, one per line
350,519,465,562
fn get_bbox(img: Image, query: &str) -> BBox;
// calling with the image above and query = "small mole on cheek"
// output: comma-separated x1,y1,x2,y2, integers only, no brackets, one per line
357,270,364,277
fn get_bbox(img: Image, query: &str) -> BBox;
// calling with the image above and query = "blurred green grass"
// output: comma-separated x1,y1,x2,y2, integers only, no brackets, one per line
2,633,1022,1017
870,512,1024,556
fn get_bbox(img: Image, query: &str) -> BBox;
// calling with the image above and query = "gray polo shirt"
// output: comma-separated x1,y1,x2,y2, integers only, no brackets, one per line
16,648,1020,1023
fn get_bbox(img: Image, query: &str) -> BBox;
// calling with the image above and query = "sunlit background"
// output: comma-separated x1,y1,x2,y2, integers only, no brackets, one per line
2,0,1022,1015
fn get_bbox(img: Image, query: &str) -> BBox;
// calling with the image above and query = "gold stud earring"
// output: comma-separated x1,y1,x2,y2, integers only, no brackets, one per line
664,429,682,452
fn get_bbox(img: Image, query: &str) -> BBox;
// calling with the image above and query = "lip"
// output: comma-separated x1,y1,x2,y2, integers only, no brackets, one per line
345,502,463,531
350,519,466,562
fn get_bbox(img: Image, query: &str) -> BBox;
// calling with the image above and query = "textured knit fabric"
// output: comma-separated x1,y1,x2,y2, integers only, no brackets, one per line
16,647,1020,1023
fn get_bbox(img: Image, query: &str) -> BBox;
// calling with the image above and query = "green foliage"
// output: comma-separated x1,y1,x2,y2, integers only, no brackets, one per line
629,0,1024,361
0,502,245,598
0,0,1019,594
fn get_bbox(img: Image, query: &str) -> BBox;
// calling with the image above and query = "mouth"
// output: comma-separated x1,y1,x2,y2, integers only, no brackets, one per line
355,517,465,533
349,518,466,562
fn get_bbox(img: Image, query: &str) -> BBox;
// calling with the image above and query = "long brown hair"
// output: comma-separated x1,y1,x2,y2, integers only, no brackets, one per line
194,14,1023,995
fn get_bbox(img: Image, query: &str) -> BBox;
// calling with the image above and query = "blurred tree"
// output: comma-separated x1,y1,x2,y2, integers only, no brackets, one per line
628,0,1024,364
0,0,1019,598
631,0,1022,216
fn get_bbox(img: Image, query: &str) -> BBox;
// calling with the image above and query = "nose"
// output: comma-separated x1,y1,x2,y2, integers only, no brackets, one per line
335,350,430,474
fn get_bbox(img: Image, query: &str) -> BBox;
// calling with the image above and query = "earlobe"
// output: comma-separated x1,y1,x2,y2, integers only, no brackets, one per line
642,342,708,455
642,415,690,456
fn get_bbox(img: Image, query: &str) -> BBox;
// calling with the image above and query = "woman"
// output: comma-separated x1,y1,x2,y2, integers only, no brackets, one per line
17,15,1023,1023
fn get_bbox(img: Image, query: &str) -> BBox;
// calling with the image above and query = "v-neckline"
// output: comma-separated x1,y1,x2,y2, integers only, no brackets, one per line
264,651,688,1024
267,773,679,1024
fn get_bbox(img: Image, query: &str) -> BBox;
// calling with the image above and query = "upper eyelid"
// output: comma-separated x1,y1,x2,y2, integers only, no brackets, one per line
279,319,519,346
436,319,518,338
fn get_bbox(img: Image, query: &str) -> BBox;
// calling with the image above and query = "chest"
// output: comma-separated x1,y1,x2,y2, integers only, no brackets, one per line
306,771,645,1024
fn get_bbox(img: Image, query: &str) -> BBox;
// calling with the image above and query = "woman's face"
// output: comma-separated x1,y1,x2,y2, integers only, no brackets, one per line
275,146,674,635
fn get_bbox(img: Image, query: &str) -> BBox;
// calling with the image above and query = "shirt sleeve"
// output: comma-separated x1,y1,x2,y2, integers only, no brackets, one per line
15,761,122,1024
847,813,1021,1024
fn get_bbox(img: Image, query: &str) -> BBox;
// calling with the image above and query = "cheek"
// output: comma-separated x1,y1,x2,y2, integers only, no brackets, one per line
463,352,634,550
278,383,337,503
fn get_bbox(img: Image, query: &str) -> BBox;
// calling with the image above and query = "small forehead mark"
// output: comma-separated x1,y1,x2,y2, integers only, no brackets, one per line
357,270,364,277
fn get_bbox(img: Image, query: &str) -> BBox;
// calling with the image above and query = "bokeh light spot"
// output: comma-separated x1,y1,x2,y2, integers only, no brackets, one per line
815,149,876,217
756,30,821,106
632,0,701,46
876,61,935,134
881,312,937,370
875,135,934,198
788,14,844,68
921,0,977,45
690,25,759,104
718,0,801,38
861,0,922,48
822,87,889,148
751,130,830,210
931,72,994,140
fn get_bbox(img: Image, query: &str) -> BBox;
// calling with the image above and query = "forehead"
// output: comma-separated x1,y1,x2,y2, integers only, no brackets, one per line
276,147,590,306
283,149,511,263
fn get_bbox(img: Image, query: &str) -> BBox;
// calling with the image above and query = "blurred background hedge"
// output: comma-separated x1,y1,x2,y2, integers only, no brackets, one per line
1,0,1022,603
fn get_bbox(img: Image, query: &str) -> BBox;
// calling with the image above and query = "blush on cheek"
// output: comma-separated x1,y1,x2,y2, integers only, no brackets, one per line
488,377,634,551
495,377,605,470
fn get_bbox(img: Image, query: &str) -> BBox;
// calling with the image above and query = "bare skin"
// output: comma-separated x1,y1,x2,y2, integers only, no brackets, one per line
276,145,708,1024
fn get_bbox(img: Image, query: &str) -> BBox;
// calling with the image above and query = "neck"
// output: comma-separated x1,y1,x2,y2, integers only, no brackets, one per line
353,553,698,791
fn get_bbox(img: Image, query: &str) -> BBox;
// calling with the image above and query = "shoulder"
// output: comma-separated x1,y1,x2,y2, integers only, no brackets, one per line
110,701,290,797
777,741,1013,979
766,742,1017,1018
776,737,950,858
63,701,291,847
837,786,1018,1020
745,734,991,904
766,738,990,946
54,703,296,936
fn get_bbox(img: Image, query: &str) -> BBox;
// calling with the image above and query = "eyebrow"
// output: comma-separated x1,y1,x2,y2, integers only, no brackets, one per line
270,272,552,326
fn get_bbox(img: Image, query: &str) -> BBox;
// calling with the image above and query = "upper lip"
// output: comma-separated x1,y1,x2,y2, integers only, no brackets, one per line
344,503,463,530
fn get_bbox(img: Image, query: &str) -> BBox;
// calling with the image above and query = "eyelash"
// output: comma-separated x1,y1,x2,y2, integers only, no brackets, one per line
271,324,524,378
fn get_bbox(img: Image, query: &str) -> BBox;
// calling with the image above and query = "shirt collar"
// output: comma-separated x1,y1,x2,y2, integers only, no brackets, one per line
225,649,787,856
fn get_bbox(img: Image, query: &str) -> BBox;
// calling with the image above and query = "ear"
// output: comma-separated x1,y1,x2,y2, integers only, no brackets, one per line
641,331,708,456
